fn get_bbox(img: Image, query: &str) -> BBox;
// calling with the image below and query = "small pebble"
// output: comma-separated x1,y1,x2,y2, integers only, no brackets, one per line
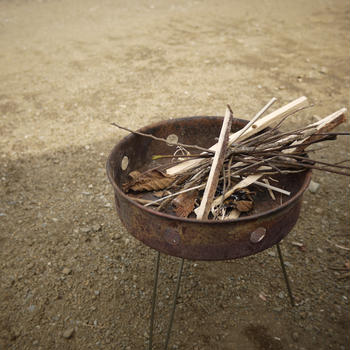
62,268,72,275
319,66,328,74
300,311,306,319
92,224,101,232
308,180,320,193
62,328,75,339
292,331,299,342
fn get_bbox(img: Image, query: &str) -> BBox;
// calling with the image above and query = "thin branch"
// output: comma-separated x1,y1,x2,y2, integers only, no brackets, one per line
144,183,206,207
111,122,214,154
276,153,350,170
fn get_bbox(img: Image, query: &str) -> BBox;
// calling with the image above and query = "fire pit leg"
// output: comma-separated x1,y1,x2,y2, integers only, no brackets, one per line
276,243,295,307
149,251,161,350
164,257,185,350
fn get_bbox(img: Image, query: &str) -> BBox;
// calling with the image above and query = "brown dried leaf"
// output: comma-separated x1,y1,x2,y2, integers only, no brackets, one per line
153,190,170,198
123,169,176,193
172,190,198,217
236,200,253,212
128,170,141,180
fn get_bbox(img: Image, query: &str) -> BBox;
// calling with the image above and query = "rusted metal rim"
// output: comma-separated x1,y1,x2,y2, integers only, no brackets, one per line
106,116,312,224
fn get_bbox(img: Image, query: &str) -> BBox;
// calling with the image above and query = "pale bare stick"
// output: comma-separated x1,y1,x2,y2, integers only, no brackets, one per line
166,96,308,176
195,106,233,219
263,179,276,200
255,180,290,196
210,106,346,215
285,108,347,153
229,97,277,146
227,96,308,144
144,183,205,207
211,173,263,210
210,173,290,215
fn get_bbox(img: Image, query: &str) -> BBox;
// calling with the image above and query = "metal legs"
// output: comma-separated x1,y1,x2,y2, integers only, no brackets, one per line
164,258,184,350
148,252,161,350
148,243,294,349
276,243,295,307
148,253,184,350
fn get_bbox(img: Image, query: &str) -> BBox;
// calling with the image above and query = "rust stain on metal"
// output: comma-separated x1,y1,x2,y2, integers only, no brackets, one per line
164,227,181,246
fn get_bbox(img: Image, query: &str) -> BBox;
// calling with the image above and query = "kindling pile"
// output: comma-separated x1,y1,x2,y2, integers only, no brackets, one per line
112,96,349,220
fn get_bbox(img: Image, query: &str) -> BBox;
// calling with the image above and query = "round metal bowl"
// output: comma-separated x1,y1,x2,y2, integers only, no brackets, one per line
106,116,312,261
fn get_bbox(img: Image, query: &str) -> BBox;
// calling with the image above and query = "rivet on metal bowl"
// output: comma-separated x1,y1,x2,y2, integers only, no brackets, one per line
164,228,181,246
166,134,178,146
121,156,129,170
250,227,266,243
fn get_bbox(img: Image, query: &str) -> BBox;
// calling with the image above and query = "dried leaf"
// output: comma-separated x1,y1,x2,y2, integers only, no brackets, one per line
172,190,198,217
123,169,176,193
222,188,254,213
128,170,141,180
236,200,253,212
153,190,170,198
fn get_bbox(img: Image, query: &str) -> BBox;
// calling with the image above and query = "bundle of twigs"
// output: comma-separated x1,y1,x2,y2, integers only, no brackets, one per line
113,96,349,220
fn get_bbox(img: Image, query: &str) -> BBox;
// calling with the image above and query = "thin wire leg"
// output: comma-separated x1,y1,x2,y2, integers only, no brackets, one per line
164,258,185,350
149,251,161,350
276,243,295,307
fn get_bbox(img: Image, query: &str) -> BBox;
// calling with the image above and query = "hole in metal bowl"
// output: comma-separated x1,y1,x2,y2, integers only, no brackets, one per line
121,156,129,171
166,134,178,146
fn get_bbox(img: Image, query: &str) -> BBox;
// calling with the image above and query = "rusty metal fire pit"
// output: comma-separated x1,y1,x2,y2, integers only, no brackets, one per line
107,116,311,260
106,116,312,350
